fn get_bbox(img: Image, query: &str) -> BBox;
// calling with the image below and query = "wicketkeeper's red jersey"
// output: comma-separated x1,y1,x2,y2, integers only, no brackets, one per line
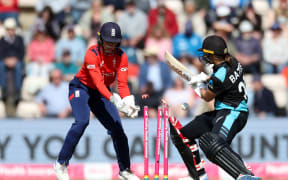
76,45,130,100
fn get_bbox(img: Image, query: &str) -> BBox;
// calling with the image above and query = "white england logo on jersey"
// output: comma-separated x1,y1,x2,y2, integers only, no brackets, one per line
87,64,95,69
120,67,128,71
111,28,115,36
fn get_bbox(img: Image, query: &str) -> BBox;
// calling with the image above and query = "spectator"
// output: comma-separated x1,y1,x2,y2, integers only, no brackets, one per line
58,8,74,29
102,0,125,12
104,0,149,15
274,0,288,39
274,0,288,26
194,0,210,11
239,0,273,9
69,0,93,23
0,0,19,23
0,17,24,117
35,0,70,25
145,23,172,61
205,4,234,30
36,69,71,118
262,22,288,74
55,25,86,65
133,0,150,13
209,0,240,9
33,6,61,41
172,21,202,59
234,20,262,74
162,0,183,17
121,34,138,65
55,50,79,81
164,77,195,118
27,22,55,77
252,75,277,118
177,0,207,37
138,47,173,96
147,2,178,37
214,24,237,56
212,5,234,34
239,3,262,38
79,0,114,40
117,0,147,49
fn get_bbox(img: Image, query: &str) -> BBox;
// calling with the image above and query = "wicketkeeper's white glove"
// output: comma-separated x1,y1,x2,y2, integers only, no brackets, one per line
110,93,140,118
122,95,140,118
110,93,126,111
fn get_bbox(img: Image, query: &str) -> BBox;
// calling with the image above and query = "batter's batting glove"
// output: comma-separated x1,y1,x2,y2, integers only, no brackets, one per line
182,72,208,87
193,82,206,98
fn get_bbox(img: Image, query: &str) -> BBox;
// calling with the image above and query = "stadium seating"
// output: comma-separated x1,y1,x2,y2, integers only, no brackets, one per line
21,76,49,101
16,76,49,118
18,0,37,8
244,74,288,108
16,101,41,118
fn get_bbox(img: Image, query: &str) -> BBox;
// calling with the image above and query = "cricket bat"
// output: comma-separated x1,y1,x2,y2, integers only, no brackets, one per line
164,51,194,81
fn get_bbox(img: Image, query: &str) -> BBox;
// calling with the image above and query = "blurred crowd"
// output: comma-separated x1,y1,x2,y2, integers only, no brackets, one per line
0,0,288,119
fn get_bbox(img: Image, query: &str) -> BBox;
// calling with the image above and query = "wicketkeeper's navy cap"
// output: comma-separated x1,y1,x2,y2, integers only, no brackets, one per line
98,22,122,43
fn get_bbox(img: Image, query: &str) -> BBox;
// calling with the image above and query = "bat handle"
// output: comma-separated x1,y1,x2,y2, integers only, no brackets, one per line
182,70,192,81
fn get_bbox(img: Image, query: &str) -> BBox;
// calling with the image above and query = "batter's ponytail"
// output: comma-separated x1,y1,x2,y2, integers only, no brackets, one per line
224,54,233,67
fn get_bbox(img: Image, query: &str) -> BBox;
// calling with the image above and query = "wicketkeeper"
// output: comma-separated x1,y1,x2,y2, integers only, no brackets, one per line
54,22,140,180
